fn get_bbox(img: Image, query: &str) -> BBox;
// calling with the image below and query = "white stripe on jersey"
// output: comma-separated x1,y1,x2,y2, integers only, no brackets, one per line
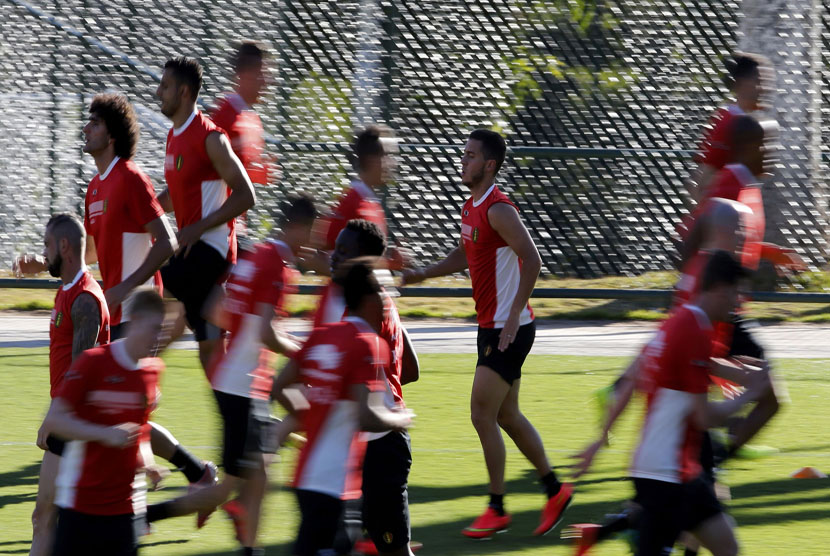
493,246,532,328
629,388,697,483
132,440,152,515
296,399,359,498
212,312,264,397
200,179,230,257
55,440,87,509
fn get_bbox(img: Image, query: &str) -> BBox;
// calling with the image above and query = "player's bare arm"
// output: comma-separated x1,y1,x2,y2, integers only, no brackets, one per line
84,235,98,266
400,326,420,385
156,189,174,213
175,132,255,255
70,293,101,361
106,216,177,311
12,253,47,276
38,397,139,449
271,359,302,412
352,383,412,433
401,241,467,285
488,202,542,351
257,302,299,356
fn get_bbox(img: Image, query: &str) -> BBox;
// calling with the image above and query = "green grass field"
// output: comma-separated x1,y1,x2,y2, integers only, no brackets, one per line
1,348,828,555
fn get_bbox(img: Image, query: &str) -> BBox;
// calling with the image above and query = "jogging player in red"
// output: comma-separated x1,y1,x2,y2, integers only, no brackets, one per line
144,195,317,556
403,129,572,539
14,214,109,556
273,260,413,556
37,288,166,556
155,56,256,372
313,219,420,556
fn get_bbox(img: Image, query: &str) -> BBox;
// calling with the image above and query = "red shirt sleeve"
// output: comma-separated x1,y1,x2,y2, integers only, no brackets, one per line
253,248,288,311
55,354,95,408
126,171,165,228
323,190,361,249
346,335,388,392
657,313,711,394
704,171,741,202
83,187,92,234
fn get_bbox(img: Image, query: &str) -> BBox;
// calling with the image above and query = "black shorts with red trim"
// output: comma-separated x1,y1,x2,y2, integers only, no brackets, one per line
294,489,344,556
213,390,276,478
476,321,536,385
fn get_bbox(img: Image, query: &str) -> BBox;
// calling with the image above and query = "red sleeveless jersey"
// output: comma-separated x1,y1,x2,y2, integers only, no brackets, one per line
321,181,388,250
50,268,110,398
695,104,746,170
461,185,533,328
84,156,165,325
164,110,237,263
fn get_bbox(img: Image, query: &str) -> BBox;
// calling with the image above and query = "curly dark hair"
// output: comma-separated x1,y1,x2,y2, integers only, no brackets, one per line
345,218,386,257
89,93,140,160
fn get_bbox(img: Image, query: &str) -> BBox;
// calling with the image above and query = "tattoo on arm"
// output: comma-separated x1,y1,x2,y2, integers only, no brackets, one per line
71,293,101,361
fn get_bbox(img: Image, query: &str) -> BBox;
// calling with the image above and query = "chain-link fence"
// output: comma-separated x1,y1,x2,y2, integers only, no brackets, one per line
1,0,826,278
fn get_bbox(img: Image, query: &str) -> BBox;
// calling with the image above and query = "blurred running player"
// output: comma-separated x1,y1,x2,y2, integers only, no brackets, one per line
402,130,572,539
155,56,256,371
14,214,110,556
38,289,166,556
211,41,276,247
144,195,317,556
304,125,409,274
273,260,412,556
313,218,420,556
687,53,772,202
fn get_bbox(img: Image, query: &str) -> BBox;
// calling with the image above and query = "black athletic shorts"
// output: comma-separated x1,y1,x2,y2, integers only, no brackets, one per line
52,507,139,556
362,430,412,551
214,390,277,477
633,477,722,556
160,240,229,342
476,321,536,385
727,315,765,359
110,322,127,341
294,489,344,556
46,434,65,457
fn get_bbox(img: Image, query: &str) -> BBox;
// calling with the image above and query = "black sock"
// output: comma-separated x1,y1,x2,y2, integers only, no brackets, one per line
169,445,205,483
488,493,505,516
241,548,264,556
541,470,561,498
597,512,631,541
146,501,174,523
684,548,699,556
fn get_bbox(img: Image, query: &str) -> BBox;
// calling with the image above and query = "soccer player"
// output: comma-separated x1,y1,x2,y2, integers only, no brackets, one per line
155,56,256,371
37,288,167,556
304,125,408,274
13,214,110,556
313,218,420,556
402,129,572,538
272,260,413,556
687,53,772,202
625,251,770,556
143,195,317,556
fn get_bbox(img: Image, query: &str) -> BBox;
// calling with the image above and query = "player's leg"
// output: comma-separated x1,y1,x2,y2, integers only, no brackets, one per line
30,446,60,556
632,478,685,556
293,489,343,556
691,513,738,556
497,378,549,477
362,431,414,556
149,422,215,486
470,365,512,498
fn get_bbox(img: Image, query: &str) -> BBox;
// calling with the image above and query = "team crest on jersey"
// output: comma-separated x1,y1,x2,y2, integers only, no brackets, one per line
472,227,479,243
383,532,394,544
484,345,492,357
463,209,469,216
176,154,183,171
54,311,63,328
102,199,108,213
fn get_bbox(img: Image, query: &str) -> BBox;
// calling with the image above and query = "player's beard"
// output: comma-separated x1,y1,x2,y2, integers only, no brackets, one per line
463,167,485,188
47,253,62,278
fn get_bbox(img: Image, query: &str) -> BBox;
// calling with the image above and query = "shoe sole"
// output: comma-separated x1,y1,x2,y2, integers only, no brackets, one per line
463,527,510,540
536,495,573,537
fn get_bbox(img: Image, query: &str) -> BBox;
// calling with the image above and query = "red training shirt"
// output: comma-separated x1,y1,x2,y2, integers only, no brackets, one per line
320,181,388,250
49,267,110,398
54,341,162,516
695,104,746,170
210,93,269,187
84,156,165,326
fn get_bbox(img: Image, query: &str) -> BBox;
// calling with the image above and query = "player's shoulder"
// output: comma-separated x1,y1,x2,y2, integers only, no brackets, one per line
140,356,165,375
72,344,111,368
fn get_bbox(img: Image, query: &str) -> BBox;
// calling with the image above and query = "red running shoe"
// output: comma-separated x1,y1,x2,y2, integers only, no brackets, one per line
533,482,574,536
462,507,512,539
352,538,379,555
562,523,600,555
222,498,249,543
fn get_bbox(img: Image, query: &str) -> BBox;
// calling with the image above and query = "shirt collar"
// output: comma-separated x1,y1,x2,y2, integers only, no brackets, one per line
344,315,373,333
172,110,198,137
683,304,713,331
227,93,250,113
62,266,87,291
110,339,142,371
724,163,758,187
99,156,120,181
472,183,497,207
351,180,379,202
